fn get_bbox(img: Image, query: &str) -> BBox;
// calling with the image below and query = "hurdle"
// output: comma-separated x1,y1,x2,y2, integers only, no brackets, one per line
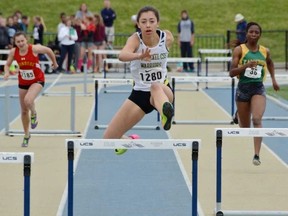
198,49,232,75
167,57,202,75
92,49,122,77
102,58,130,79
0,152,34,216
204,57,232,76
4,86,82,136
171,76,235,125
215,128,288,216
42,69,93,97
65,138,200,216
94,78,160,130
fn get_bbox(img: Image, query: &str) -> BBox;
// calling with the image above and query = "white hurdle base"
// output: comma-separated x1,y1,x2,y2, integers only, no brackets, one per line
216,210,288,216
94,124,160,130
6,130,82,137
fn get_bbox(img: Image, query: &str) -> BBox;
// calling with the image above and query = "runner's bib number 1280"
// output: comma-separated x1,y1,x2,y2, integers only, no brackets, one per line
139,67,163,84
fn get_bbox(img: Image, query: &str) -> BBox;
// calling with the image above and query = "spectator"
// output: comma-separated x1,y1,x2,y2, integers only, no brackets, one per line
93,14,106,73
234,13,247,43
13,10,22,23
0,17,9,49
57,16,78,73
20,15,30,33
0,17,10,72
55,12,67,48
177,10,195,72
32,16,46,45
6,16,17,46
12,14,22,31
101,0,116,46
75,3,93,20
77,15,95,73
131,14,140,32
72,17,83,72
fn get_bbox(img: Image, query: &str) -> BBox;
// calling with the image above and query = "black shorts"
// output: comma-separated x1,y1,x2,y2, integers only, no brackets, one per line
128,83,172,114
235,82,265,102
19,81,45,90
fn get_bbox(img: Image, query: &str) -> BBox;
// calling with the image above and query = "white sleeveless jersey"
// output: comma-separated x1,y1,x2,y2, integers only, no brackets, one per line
130,30,169,91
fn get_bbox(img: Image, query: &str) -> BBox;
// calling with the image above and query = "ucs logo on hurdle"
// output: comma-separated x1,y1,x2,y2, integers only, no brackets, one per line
1,156,18,161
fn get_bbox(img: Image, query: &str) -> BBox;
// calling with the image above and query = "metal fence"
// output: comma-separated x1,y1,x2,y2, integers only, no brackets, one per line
27,30,287,69
28,32,226,57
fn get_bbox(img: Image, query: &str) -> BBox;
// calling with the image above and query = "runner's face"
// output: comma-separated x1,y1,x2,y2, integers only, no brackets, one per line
138,11,159,36
246,25,261,42
15,35,27,49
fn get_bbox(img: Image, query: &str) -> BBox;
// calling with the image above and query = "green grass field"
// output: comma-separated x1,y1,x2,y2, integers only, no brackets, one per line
1,0,287,61
1,0,287,34
267,85,288,100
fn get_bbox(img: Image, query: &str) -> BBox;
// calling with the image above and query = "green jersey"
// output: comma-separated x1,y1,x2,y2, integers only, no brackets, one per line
238,44,267,83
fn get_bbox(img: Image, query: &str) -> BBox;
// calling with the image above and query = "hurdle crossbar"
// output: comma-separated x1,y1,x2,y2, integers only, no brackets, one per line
42,70,92,97
0,152,34,216
5,86,82,136
215,128,288,216
171,76,235,125
94,78,160,130
65,139,200,216
103,58,129,79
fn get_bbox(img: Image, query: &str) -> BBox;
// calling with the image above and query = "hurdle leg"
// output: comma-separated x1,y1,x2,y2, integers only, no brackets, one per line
4,85,10,135
23,155,31,216
192,141,199,216
67,141,75,216
216,130,223,214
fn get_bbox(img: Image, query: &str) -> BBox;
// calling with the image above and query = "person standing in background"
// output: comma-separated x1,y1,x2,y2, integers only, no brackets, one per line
57,17,78,73
234,13,247,44
32,16,46,45
93,14,106,73
101,0,116,46
177,10,195,72
75,3,93,20
20,15,29,33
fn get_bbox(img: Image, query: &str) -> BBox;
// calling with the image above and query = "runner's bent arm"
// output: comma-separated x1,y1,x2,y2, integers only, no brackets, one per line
32,44,59,69
266,48,280,91
119,33,151,62
3,48,16,80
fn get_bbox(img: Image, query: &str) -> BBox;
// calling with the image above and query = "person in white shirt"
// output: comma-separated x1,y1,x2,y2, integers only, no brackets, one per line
57,17,78,73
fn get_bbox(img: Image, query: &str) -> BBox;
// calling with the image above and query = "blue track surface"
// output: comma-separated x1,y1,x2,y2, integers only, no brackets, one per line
62,85,194,216
205,87,288,164
1,80,287,216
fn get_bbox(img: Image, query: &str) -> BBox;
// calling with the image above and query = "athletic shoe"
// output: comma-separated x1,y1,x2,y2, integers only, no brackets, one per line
233,110,238,124
253,154,261,166
31,113,38,129
161,102,174,131
22,135,31,147
115,134,140,155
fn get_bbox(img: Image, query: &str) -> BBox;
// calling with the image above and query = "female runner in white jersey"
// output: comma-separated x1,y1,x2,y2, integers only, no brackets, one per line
103,6,174,155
